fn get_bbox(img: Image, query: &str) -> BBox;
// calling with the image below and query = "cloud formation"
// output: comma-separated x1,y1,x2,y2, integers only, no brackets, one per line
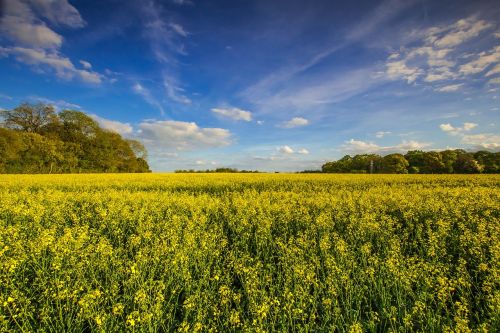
385,16,498,90
0,0,101,83
428,16,492,48
459,46,500,75
436,83,464,92
138,120,232,151
375,131,391,138
342,139,431,154
461,133,500,150
0,47,102,83
439,123,498,150
278,146,310,155
90,114,133,135
169,23,189,37
211,107,253,122
439,122,478,135
163,76,192,105
279,117,309,128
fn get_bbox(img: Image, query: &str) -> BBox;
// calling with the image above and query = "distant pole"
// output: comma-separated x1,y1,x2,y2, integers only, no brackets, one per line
370,160,373,174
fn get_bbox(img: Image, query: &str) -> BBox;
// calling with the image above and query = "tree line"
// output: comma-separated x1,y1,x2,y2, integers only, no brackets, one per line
0,103,150,173
322,150,499,174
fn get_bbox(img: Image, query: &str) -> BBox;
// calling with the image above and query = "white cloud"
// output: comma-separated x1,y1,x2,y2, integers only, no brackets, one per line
440,122,478,135
211,107,253,122
385,60,422,83
440,123,499,151
277,146,309,155
459,46,500,75
169,23,188,37
29,0,86,28
489,77,500,85
163,75,192,105
1,0,85,45
1,15,63,48
0,46,102,83
0,0,103,84
278,145,294,154
279,117,309,128
90,114,133,136
141,2,188,62
385,16,497,88
485,64,500,77
375,131,391,138
436,83,464,92
424,70,456,82
138,120,232,151
461,133,500,150
342,139,431,154
431,17,493,48
132,83,165,116
79,60,92,69
462,123,477,131
439,123,455,132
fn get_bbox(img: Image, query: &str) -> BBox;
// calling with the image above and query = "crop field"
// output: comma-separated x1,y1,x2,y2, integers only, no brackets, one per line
0,174,499,332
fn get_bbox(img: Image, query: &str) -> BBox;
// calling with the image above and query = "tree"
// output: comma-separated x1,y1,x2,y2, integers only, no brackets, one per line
351,154,382,173
474,151,499,174
420,151,446,174
440,150,459,173
0,128,23,173
380,153,409,174
1,103,58,133
453,153,483,174
0,103,151,173
127,139,148,160
405,150,425,173
58,110,99,141
322,155,354,173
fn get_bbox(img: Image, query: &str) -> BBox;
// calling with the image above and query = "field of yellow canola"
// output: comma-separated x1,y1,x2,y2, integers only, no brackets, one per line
0,174,499,332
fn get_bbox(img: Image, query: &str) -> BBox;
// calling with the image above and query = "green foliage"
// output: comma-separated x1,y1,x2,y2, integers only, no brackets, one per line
323,149,499,174
1,103,58,133
0,103,150,173
380,153,409,174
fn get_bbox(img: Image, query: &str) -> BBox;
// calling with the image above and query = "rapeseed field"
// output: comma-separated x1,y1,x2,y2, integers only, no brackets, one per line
0,174,498,332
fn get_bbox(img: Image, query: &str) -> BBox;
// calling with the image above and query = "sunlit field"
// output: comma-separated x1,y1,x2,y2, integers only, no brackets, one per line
1,174,499,332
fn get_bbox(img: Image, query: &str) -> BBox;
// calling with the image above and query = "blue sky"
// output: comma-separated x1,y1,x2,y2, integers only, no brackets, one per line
0,0,499,171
